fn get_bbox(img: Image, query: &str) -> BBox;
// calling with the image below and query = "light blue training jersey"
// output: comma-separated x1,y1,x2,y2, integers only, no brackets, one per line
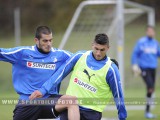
131,36,160,69
0,45,71,100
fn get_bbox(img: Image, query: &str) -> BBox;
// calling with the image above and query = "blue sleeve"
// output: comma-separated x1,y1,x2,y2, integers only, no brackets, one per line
157,44,160,57
106,63,127,120
0,47,22,64
38,51,84,95
131,40,141,65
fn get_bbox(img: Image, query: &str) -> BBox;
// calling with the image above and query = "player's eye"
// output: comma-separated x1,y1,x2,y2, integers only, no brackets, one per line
42,39,52,43
100,49,105,51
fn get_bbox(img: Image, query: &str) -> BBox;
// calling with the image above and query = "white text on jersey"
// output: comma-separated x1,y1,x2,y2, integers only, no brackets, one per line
74,78,97,93
27,62,56,70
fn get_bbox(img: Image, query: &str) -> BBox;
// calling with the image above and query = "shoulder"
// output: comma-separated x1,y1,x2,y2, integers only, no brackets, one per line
138,36,147,43
111,62,119,71
133,37,147,47
106,60,120,81
110,58,119,69
71,50,86,59
153,38,159,44
74,50,86,56
51,48,72,57
5,46,34,53
14,46,33,50
108,60,119,75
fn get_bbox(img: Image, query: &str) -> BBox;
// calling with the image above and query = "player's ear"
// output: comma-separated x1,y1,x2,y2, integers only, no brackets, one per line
34,38,39,43
106,45,110,51
91,42,95,49
91,41,95,46
34,38,40,46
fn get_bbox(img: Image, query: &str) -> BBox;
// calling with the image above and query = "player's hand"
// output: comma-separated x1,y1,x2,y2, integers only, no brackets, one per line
29,90,43,100
132,64,141,77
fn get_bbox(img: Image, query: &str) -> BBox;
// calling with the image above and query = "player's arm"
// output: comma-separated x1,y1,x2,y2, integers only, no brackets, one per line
29,51,84,99
131,41,141,76
0,47,23,63
131,41,141,65
157,43,160,57
106,63,127,120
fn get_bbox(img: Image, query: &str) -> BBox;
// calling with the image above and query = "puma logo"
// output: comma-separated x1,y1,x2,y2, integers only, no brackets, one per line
83,69,95,81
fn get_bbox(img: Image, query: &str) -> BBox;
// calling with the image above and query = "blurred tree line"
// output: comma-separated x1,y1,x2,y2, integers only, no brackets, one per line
0,0,83,36
0,0,159,36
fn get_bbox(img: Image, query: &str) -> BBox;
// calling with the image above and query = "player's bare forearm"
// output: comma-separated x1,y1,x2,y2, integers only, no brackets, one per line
29,90,43,100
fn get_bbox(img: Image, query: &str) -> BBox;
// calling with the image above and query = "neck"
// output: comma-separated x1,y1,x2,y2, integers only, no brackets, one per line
36,45,49,54
147,36,153,40
92,52,106,61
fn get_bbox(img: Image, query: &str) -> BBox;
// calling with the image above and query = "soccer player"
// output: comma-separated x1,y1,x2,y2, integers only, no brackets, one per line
131,25,160,118
32,33,127,120
0,26,80,120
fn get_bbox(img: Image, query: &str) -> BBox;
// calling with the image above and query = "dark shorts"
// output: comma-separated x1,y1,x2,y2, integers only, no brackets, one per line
13,94,62,120
141,68,156,89
60,109,102,120
80,109,102,120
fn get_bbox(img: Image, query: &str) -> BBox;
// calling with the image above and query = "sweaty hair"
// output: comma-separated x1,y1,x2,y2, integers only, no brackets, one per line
94,33,109,45
35,26,52,39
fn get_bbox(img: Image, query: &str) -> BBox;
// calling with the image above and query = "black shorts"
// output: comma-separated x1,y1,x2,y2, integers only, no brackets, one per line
13,94,62,120
80,109,102,120
59,108,102,120
141,68,156,89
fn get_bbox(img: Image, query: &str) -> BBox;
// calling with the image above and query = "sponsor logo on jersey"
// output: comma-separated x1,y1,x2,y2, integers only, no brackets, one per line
27,62,56,70
141,47,157,54
53,57,58,63
74,78,97,93
83,69,95,81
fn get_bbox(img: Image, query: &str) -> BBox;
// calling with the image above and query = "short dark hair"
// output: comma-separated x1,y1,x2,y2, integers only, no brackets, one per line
35,26,52,39
146,25,154,30
94,33,109,45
